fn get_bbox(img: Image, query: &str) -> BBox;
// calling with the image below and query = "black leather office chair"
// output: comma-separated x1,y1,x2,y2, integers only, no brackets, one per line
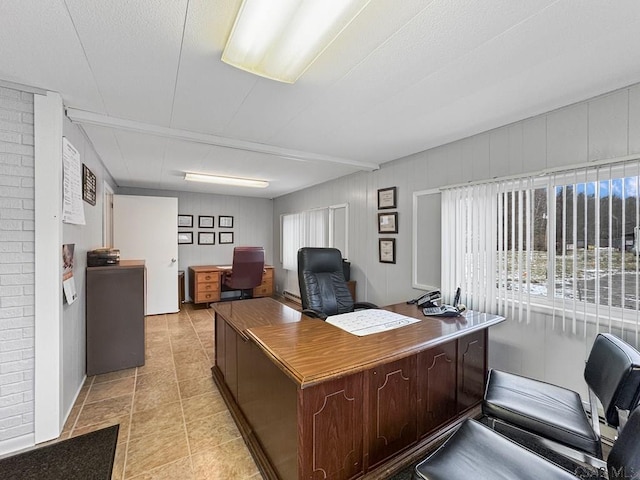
412,404,640,480
483,333,640,459
221,246,265,299
297,247,377,319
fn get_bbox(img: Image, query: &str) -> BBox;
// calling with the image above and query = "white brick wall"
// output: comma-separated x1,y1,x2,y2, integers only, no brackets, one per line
0,86,35,443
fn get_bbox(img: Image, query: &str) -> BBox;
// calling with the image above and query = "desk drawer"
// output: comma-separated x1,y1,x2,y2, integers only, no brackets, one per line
197,281,218,293
195,290,219,303
196,272,218,283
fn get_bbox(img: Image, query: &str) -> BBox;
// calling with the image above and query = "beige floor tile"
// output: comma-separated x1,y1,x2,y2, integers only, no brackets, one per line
94,368,137,384
129,457,195,480
86,377,136,404
72,415,131,445
129,400,184,440
173,349,209,366
175,360,212,383
186,411,240,454
111,442,126,480
181,391,227,424
138,350,175,375
134,369,180,412
124,429,190,478
178,376,217,399
191,438,259,480
145,315,168,332
76,394,133,429
61,404,81,436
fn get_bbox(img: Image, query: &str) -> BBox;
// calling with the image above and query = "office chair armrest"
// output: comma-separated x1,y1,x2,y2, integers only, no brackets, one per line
354,302,378,310
301,308,328,320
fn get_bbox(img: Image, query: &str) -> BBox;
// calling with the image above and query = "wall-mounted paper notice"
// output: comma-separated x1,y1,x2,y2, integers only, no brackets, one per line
62,243,77,305
62,137,86,225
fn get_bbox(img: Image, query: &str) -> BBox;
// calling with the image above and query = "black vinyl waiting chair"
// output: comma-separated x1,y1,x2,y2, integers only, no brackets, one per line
297,247,377,320
413,403,640,480
483,333,640,459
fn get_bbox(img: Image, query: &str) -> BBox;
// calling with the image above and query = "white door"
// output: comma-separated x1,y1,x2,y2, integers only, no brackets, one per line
113,195,178,314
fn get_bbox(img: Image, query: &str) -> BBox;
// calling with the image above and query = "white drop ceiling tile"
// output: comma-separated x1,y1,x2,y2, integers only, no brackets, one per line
64,0,189,124
170,0,261,134
269,0,557,154
224,0,431,142
80,125,130,181
0,1,103,111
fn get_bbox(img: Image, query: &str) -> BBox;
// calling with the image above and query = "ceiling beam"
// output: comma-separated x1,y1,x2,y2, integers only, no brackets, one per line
65,108,380,171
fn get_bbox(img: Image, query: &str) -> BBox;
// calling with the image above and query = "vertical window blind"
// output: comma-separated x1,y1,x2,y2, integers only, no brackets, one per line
441,156,640,342
282,208,329,271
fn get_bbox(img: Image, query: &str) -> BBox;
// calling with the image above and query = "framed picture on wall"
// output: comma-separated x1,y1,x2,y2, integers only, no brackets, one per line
178,231,193,244
379,238,396,264
219,232,234,244
377,187,397,209
219,216,234,228
198,232,215,245
378,212,398,234
178,215,193,228
198,215,214,228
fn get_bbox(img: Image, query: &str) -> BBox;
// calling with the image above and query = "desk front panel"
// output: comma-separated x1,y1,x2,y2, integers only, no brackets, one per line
212,299,502,480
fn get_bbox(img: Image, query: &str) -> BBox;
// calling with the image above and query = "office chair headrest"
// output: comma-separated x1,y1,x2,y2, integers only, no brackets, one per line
298,248,343,274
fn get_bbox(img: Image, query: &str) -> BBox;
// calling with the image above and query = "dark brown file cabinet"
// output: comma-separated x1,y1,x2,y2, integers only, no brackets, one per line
86,260,145,376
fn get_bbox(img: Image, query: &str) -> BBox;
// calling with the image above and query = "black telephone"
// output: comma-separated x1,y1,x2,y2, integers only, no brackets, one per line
406,290,441,307
422,287,463,317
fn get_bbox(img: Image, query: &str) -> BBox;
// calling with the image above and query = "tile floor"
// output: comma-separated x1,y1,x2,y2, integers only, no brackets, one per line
58,303,263,480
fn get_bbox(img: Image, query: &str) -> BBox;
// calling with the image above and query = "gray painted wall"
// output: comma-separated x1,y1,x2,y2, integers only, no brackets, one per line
274,83,640,399
0,85,35,445
61,117,116,418
118,187,273,301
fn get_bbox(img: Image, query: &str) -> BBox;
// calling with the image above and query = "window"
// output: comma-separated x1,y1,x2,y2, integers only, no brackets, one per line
442,158,640,334
282,208,328,271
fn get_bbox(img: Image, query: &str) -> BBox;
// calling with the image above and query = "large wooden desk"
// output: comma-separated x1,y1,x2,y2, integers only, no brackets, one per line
188,265,273,304
212,298,504,480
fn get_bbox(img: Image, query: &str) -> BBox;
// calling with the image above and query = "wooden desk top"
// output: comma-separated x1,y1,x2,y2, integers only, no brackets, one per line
190,265,273,272
213,298,504,388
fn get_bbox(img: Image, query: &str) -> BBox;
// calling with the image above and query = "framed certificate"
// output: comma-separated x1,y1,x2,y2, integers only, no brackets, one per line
379,238,396,264
178,231,193,244
378,212,398,234
378,187,397,209
178,215,193,228
219,215,234,228
219,232,234,244
198,232,215,245
198,215,214,228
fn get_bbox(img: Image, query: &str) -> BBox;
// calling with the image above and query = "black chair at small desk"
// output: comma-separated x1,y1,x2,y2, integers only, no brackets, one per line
297,247,377,319
221,246,265,300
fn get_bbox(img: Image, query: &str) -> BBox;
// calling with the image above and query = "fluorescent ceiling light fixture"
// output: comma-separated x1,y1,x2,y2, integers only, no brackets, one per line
222,0,371,84
184,173,269,188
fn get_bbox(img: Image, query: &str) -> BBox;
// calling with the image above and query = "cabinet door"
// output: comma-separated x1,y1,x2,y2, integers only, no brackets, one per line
457,330,486,413
417,340,457,438
367,356,417,467
299,374,364,480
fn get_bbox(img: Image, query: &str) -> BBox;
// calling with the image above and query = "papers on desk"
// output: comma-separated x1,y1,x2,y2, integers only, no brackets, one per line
326,309,420,336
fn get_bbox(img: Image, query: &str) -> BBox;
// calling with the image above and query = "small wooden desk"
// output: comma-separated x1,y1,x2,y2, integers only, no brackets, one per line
188,265,273,303
212,298,505,480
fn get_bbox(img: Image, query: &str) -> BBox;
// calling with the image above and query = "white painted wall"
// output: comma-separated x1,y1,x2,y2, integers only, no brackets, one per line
273,82,640,399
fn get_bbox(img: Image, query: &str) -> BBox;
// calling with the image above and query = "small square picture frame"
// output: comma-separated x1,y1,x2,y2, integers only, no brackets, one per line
379,238,396,264
219,215,234,228
198,215,214,228
378,212,398,234
377,186,397,210
178,214,193,228
219,232,234,244
198,232,215,245
178,231,193,244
